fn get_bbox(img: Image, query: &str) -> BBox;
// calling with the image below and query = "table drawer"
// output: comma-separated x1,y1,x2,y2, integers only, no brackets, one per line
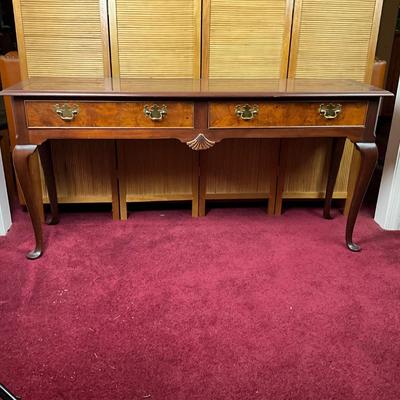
209,101,368,128
25,101,194,128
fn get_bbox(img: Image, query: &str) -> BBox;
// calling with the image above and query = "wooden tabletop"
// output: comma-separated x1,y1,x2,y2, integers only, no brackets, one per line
0,78,392,98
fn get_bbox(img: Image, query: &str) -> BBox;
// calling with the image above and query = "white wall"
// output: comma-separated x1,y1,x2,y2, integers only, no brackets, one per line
375,78,400,230
0,149,11,235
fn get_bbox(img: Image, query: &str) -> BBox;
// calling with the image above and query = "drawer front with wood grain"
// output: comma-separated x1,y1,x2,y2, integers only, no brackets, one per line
208,101,368,128
25,101,194,128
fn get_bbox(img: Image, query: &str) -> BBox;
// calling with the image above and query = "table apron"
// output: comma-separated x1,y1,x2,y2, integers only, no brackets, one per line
25,126,368,145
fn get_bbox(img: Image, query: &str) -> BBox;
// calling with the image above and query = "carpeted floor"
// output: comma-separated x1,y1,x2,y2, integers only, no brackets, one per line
0,205,399,400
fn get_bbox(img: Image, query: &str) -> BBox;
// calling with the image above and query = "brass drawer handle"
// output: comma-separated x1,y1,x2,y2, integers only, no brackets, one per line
319,103,342,119
54,104,79,121
144,104,168,121
235,104,259,121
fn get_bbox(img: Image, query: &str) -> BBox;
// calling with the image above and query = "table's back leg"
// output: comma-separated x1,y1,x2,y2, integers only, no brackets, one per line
346,142,378,252
323,137,346,219
38,140,59,225
12,144,43,259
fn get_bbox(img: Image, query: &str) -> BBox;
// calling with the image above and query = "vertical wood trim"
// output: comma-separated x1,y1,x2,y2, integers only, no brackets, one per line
280,0,295,79
100,0,112,78
268,140,281,215
193,0,202,79
192,151,200,217
117,141,127,220
287,0,302,79
196,101,208,215
108,0,121,78
364,0,384,83
191,101,202,216
201,0,211,78
198,151,207,216
110,141,120,220
274,139,289,216
11,0,29,79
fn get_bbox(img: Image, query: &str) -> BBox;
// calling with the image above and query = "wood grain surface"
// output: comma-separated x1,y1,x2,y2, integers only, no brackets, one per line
25,101,194,128
209,102,368,128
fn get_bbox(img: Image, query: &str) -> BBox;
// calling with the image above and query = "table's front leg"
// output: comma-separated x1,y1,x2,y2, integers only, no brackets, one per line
12,145,43,259
38,140,59,225
324,137,346,219
346,142,378,252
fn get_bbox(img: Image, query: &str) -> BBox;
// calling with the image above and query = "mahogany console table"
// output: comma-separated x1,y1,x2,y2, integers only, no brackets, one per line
0,78,391,259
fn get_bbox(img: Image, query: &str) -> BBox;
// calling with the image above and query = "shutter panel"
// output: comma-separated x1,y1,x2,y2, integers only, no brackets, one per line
14,0,110,78
204,0,293,79
109,0,201,78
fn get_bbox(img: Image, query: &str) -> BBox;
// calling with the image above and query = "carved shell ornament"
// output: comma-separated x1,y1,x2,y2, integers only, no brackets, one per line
186,134,216,151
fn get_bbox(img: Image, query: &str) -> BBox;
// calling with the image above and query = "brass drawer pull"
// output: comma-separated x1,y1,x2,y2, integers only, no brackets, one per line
319,103,342,119
235,104,259,121
144,104,168,121
54,104,79,121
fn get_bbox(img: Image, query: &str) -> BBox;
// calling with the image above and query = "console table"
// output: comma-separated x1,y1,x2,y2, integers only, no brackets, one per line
0,78,391,259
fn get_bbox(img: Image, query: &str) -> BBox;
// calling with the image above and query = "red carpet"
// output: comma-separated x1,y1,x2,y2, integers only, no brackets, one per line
0,205,399,400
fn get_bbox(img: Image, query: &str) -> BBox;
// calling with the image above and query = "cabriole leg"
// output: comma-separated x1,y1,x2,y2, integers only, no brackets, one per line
13,145,43,259
345,142,378,252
